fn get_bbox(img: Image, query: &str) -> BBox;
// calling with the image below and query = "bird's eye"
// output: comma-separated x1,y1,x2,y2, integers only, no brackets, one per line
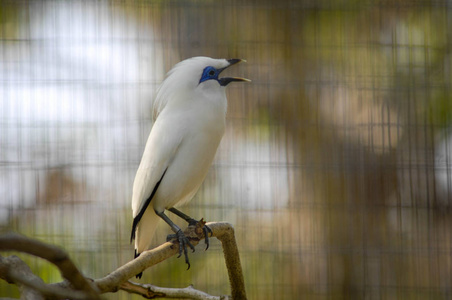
199,66,219,84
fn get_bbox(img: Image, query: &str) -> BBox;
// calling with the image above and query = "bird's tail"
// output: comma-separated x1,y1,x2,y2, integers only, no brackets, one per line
134,250,143,279
133,209,161,279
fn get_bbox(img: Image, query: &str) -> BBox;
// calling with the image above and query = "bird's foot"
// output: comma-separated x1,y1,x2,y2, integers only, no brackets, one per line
188,218,212,250
166,229,195,270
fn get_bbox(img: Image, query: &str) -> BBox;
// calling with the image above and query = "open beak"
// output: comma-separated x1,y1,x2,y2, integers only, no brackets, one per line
218,59,251,86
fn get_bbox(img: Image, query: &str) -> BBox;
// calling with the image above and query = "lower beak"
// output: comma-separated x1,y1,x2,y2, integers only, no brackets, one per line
219,77,251,86
219,59,251,86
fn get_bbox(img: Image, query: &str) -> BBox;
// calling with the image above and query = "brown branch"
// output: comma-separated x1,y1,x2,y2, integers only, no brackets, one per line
95,222,247,299
94,220,208,293
0,233,100,299
0,222,247,299
0,255,89,300
119,280,165,298
211,223,247,300
94,240,180,293
0,255,44,300
119,281,228,300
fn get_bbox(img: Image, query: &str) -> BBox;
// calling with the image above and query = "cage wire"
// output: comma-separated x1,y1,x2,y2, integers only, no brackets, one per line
1,0,452,299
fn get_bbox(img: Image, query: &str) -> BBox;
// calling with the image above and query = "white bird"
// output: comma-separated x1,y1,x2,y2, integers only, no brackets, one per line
130,56,249,278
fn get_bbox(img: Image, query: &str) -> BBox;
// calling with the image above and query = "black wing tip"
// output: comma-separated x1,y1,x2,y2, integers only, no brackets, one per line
130,168,168,244
130,217,138,243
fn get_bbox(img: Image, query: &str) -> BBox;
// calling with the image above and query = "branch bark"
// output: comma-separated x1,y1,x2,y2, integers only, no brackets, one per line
209,223,247,300
0,222,247,299
0,255,44,300
120,281,229,299
0,255,89,300
0,233,100,299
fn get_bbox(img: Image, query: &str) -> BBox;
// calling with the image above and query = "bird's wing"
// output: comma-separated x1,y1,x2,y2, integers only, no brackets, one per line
131,117,183,226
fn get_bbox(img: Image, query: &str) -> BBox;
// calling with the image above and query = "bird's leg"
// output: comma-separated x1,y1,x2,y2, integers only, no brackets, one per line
168,207,213,250
155,210,195,270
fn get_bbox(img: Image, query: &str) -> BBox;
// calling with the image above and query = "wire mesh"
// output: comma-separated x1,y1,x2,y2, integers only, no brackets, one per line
1,0,452,299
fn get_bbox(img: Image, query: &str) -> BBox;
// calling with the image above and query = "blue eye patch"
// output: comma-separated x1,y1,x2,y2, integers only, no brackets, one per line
199,66,219,83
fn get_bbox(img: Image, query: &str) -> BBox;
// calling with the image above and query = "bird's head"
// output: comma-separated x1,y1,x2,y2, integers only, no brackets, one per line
197,58,250,87
168,56,250,89
153,57,249,120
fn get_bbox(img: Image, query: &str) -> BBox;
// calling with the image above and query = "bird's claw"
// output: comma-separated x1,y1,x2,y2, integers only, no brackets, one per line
188,218,212,251
203,225,213,250
167,229,195,270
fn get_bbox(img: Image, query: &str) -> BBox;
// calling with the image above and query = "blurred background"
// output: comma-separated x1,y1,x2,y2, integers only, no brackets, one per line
1,0,452,299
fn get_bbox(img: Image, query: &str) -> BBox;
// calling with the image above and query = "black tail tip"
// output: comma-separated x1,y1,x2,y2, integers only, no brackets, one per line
134,250,143,278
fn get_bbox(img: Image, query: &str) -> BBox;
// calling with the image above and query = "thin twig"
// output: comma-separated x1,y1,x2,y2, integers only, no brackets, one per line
120,281,229,300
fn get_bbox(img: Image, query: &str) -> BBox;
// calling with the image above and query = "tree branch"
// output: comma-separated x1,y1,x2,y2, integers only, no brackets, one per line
0,222,247,299
208,223,247,300
0,233,100,299
0,255,44,300
0,255,90,300
119,281,229,300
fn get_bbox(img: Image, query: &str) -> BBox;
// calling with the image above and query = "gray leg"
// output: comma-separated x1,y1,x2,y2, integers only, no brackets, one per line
168,207,196,223
155,210,195,269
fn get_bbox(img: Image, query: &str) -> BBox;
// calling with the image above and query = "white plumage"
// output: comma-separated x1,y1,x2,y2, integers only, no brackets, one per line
130,57,248,275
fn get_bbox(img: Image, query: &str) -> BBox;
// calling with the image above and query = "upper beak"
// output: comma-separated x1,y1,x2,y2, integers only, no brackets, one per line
218,59,251,86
